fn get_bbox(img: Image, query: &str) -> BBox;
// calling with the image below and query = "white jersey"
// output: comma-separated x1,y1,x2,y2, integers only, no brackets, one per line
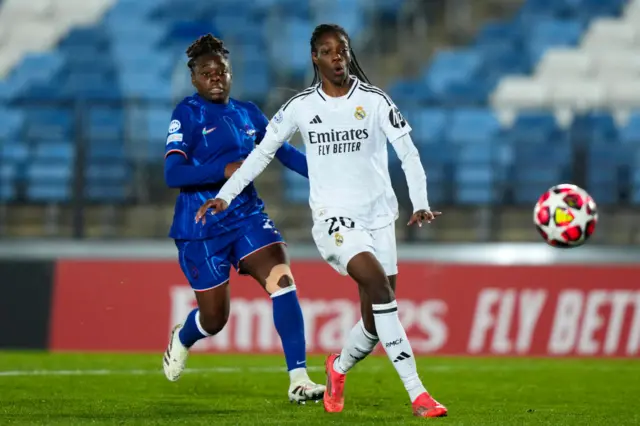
270,77,412,228
216,77,430,230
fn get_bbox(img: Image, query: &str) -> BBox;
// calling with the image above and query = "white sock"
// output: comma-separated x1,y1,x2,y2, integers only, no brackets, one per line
289,367,310,384
333,319,379,374
372,300,427,402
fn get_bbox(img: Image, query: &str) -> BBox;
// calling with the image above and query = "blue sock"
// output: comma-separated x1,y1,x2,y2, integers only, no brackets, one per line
178,309,209,348
271,286,307,371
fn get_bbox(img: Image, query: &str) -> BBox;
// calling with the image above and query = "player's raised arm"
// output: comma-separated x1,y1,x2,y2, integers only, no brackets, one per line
377,98,441,225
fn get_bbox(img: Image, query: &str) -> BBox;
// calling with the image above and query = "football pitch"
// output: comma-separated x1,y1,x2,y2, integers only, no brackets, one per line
0,353,637,425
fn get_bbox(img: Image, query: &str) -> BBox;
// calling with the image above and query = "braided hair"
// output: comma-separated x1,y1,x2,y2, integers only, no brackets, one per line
186,34,230,72
310,24,371,85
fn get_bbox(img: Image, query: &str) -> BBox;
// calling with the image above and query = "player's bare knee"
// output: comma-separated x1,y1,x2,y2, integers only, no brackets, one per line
265,264,294,294
198,310,228,336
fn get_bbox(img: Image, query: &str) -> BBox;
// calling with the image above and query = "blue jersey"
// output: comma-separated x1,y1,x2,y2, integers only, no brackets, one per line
164,94,307,240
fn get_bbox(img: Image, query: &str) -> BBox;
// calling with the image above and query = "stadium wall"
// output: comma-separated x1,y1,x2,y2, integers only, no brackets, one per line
1,241,639,358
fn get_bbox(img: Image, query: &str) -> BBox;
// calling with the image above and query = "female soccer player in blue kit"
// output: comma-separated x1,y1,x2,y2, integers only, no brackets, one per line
162,34,325,403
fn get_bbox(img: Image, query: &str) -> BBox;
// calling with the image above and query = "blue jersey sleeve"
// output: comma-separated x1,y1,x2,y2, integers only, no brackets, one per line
164,105,193,159
164,104,227,187
250,103,308,178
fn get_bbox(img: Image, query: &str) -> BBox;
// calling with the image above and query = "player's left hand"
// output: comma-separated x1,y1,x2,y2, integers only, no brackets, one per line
407,210,442,227
195,198,229,225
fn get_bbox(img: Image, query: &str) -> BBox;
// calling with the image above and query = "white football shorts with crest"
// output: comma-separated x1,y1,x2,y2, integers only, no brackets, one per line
311,216,398,276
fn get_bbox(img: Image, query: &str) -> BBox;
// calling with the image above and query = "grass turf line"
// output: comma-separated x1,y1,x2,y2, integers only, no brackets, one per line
0,353,638,425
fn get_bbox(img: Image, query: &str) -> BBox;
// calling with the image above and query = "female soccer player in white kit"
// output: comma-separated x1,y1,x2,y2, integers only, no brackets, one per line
196,24,448,418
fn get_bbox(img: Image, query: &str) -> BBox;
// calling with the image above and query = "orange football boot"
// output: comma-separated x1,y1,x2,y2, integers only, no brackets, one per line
412,392,448,418
323,353,346,413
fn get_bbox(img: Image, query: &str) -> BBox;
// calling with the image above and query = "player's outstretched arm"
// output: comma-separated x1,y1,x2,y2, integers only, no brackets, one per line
195,129,288,224
274,142,308,178
251,102,308,179
390,133,442,226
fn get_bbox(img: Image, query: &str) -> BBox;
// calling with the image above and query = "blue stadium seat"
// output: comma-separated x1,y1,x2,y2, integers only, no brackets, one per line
0,81,18,102
0,109,25,141
478,43,530,79
119,73,172,99
34,142,75,161
358,0,406,18
87,108,126,141
475,21,522,46
26,163,73,181
508,111,561,144
447,109,501,144
104,0,158,19
58,26,109,50
26,184,72,202
232,63,270,101
0,163,16,201
26,162,73,202
6,53,64,88
570,0,627,20
423,50,483,95
454,165,498,204
61,74,121,100
85,185,128,202
386,80,434,106
0,185,15,202
86,163,130,182
619,112,640,145
145,107,174,142
24,109,74,141
455,142,500,164
109,27,165,52
85,162,130,202
111,46,175,76
570,112,618,145
269,18,314,79
212,13,264,43
88,142,126,161
313,0,364,40
165,21,219,45
406,108,448,147
527,18,583,63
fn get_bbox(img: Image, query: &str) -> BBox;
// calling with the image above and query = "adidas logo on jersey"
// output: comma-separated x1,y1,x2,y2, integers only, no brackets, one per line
309,115,322,124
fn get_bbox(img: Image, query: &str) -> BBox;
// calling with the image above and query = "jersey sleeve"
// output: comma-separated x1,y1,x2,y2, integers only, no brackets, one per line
164,105,193,159
215,102,299,205
266,100,300,142
376,94,412,143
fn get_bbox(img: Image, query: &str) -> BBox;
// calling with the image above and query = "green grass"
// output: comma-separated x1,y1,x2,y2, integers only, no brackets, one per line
0,352,638,425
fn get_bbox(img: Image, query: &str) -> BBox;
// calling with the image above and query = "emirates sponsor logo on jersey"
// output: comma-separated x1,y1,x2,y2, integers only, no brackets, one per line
308,128,370,156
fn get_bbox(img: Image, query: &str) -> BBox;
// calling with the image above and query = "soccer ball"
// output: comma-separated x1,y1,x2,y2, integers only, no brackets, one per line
533,184,598,248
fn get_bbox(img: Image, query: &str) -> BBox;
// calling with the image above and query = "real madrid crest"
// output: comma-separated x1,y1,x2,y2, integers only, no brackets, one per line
354,106,366,120
334,232,344,246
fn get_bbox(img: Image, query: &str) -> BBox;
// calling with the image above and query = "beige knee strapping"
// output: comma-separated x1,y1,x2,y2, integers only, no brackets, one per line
265,264,294,294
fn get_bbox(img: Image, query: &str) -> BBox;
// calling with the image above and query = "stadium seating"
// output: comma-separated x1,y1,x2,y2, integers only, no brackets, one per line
0,0,639,208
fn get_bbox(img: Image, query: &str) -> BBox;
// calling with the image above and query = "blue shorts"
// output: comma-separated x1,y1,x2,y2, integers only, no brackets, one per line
176,213,285,291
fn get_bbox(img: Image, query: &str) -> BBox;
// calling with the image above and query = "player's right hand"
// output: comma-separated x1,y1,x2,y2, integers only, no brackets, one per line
195,198,229,225
407,210,442,227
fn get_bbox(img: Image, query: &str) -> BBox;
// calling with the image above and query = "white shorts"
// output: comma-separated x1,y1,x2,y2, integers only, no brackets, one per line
311,216,398,276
